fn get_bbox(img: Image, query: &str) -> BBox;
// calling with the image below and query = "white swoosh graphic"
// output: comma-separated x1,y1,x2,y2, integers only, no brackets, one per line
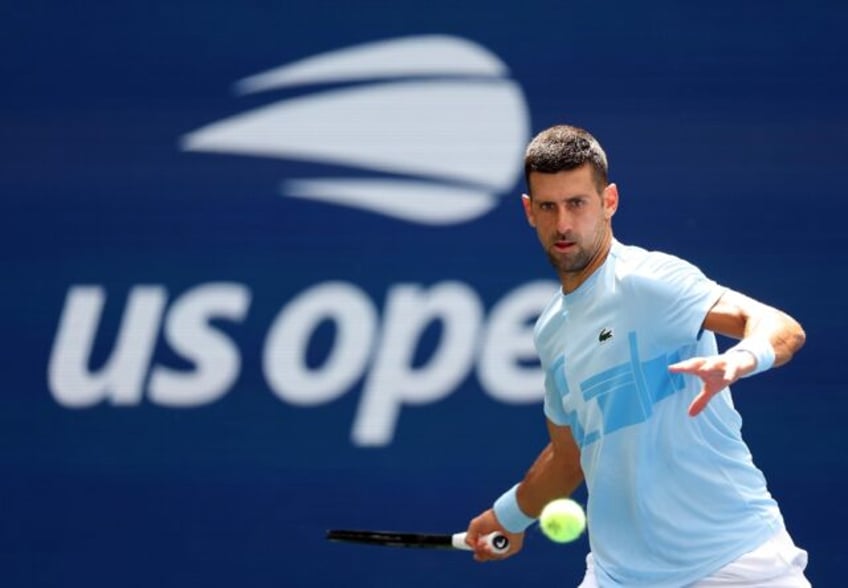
283,178,498,225
235,35,508,94
182,79,528,190
180,35,531,225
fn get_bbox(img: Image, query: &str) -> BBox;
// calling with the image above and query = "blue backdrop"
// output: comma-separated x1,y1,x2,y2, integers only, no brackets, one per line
2,1,846,586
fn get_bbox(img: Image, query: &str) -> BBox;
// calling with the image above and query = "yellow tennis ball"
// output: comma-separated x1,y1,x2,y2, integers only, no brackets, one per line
539,498,586,543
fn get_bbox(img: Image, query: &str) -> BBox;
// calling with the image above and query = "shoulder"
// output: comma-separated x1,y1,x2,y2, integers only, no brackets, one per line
611,241,707,286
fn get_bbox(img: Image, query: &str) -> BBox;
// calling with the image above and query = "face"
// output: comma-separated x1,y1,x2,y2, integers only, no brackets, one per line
522,165,618,290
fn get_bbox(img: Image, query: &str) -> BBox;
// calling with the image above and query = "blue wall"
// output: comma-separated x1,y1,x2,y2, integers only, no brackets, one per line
3,1,846,586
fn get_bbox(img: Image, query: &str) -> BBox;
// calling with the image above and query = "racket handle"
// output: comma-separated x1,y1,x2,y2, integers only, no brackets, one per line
451,531,510,554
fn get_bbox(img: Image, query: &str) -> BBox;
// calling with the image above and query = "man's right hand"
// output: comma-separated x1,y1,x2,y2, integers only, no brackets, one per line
465,508,525,562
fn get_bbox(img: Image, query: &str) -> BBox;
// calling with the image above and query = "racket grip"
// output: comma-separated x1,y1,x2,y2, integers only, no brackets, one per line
451,531,510,554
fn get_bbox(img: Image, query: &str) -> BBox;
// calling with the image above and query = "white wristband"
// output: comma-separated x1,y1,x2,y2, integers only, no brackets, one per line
493,484,536,533
728,337,775,377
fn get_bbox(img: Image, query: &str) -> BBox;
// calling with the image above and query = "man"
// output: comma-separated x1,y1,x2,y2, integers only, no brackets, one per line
465,125,810,587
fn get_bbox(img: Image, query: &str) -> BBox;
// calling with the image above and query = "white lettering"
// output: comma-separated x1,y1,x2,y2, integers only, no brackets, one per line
48,286,166,407
148,283,251,407
48,279,551,445
264,282,377,405
478,281,556,402
353,282,482,446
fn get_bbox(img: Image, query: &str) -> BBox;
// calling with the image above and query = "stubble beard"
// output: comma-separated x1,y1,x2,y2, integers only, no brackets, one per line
545,244,592,275
545,224,609,277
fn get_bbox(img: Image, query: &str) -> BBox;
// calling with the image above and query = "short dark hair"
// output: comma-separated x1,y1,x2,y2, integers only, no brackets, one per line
524,125,609,195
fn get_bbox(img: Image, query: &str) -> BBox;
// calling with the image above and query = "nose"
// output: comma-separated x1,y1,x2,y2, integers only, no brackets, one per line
555,207,572,234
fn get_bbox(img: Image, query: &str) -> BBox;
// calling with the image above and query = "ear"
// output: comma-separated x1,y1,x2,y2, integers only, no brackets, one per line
603,183,619,220
521,193,535,227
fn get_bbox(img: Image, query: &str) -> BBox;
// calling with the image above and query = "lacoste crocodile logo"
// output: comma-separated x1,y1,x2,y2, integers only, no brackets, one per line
598,328,613,343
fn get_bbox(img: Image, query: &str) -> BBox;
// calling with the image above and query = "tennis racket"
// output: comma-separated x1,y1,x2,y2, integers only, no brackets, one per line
326,528,510,554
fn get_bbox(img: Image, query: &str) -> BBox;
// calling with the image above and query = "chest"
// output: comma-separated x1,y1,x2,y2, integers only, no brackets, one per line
539,294,644,383
537,294,683,445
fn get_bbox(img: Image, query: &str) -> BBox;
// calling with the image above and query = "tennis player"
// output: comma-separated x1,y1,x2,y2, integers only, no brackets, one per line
465,125,810,587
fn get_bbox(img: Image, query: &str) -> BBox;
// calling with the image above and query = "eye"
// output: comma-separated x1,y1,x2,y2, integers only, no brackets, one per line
538,201,555,211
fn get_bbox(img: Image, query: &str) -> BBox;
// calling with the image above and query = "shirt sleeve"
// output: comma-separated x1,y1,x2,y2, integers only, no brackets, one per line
626,252,726,349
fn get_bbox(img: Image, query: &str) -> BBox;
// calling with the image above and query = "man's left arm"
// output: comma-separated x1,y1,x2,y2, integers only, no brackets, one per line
668,289,806,416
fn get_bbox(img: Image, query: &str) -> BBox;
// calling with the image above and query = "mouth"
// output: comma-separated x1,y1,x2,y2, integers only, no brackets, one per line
553,240,575,252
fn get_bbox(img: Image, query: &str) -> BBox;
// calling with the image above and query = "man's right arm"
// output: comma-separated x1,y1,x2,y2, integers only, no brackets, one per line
516,419,584,517
466,419,584,561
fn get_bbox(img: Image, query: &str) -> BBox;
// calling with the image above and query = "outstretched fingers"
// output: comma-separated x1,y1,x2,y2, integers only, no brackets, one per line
668,356,708,375
687,389,715,417
668,355,745,417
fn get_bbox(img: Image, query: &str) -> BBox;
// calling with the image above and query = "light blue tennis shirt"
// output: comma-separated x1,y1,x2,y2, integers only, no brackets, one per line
539,240,783,587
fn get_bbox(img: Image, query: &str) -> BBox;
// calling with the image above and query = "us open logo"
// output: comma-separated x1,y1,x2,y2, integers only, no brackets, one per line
48,37,547,448
180,35,531,225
